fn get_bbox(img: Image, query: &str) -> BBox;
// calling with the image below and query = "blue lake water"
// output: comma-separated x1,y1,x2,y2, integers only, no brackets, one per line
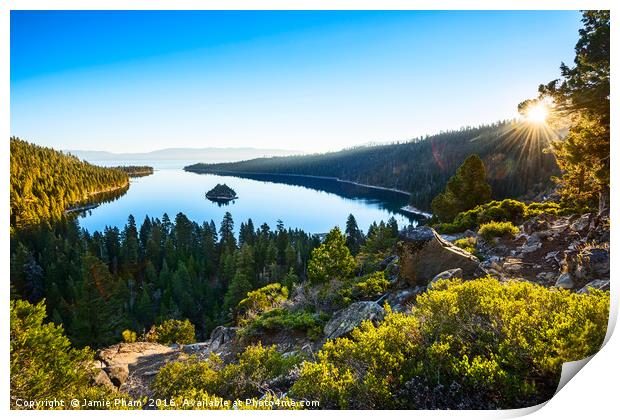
77,161,426,234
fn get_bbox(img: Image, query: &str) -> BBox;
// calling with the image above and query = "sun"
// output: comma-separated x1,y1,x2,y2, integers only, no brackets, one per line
524,102,550,124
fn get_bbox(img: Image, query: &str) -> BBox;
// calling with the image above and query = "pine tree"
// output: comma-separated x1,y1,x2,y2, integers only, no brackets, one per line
431,154,492,222
345,214,364,255
121,215,139,269
537,11,610,212
308,227,356,284
223,271,253,313
219,212,236,252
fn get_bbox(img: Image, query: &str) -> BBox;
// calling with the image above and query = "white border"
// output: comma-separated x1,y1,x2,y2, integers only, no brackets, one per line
1,1,617,419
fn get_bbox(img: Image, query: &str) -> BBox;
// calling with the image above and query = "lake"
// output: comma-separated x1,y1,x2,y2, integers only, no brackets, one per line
77,160,427,235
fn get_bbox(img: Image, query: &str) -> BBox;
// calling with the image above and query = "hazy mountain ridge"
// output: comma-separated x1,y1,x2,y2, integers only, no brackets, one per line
67,147,303,163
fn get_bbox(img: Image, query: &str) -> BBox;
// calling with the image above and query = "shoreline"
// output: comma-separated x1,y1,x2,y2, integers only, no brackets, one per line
400,205,432,219
186,168,433,218
186,168,417,196
64,181,130,214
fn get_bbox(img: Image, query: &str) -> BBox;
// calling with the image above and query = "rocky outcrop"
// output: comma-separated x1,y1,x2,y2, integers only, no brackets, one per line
92,369,116,390
104,365,129,387
577,279,610,294
397,227,480,287
94,342,179,397
381,285,426,312
430,268,463,287
555,272,574,289
324,301,386,340
379,255,400,283
471,212,610,290
210,326,237,349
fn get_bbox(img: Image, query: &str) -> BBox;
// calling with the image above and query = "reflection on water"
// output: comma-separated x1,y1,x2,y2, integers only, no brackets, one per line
76,164,426,235
213,172,425,222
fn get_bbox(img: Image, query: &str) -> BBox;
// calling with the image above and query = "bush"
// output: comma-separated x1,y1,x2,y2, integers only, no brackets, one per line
145,319,196,345
524,201,562,218
10,299,131,409
290,278,609,409
239,308,325,338
153,343,301,404
338,272,390,305
410,278,608,408
436,199,566,234
122,329,137,343
290,306,420,409
478,221,519,240
453,237,477,255
236,283,288,326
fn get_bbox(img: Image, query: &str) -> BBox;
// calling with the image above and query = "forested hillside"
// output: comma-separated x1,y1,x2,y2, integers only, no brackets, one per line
185,121,560,210
10,137,129,229
10,211,326,348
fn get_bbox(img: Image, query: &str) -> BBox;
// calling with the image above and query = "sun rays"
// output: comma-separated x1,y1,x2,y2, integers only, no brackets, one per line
521,97,555,125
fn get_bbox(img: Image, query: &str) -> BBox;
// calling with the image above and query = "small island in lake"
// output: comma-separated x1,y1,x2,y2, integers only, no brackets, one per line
205,183,238,202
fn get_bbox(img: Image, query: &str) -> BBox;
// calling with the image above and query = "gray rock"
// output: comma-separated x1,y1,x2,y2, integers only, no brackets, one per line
577,279,610,294
384,286,425,308
502,260,523,273
440,229,476,242
570,213,592,233
397,227,480,287
555,272,574,289
582,248,610,277
384,256,400,283
377,255,398,271
429,268,463,287
208,326,237,352
92,369,116,390
182,342,209,352
544,251,559,261
536,272,557,283
104,365,129,387
523,215,551,235
324,301,386,340
519,233,542,254
520,243,542,254
91,359,107,369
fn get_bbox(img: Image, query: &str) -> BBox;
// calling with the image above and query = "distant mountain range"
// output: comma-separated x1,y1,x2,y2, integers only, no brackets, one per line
66,147,302,164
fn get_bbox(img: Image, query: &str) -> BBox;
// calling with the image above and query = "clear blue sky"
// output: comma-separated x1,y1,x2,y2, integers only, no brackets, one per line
11,10,581,153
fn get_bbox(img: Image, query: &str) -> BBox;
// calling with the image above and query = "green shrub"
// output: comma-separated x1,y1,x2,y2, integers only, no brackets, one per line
478,221,519,240
10,299,132,409
236,283,288,326
290,306,420,409
145,319,196,345
411,278,608,408
239,308,325,338
524,201,562,218
338,272,391,305
436,199,566,234
290,278,609,409
154,343,301,403
453,236,477,255
122,329,137,343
